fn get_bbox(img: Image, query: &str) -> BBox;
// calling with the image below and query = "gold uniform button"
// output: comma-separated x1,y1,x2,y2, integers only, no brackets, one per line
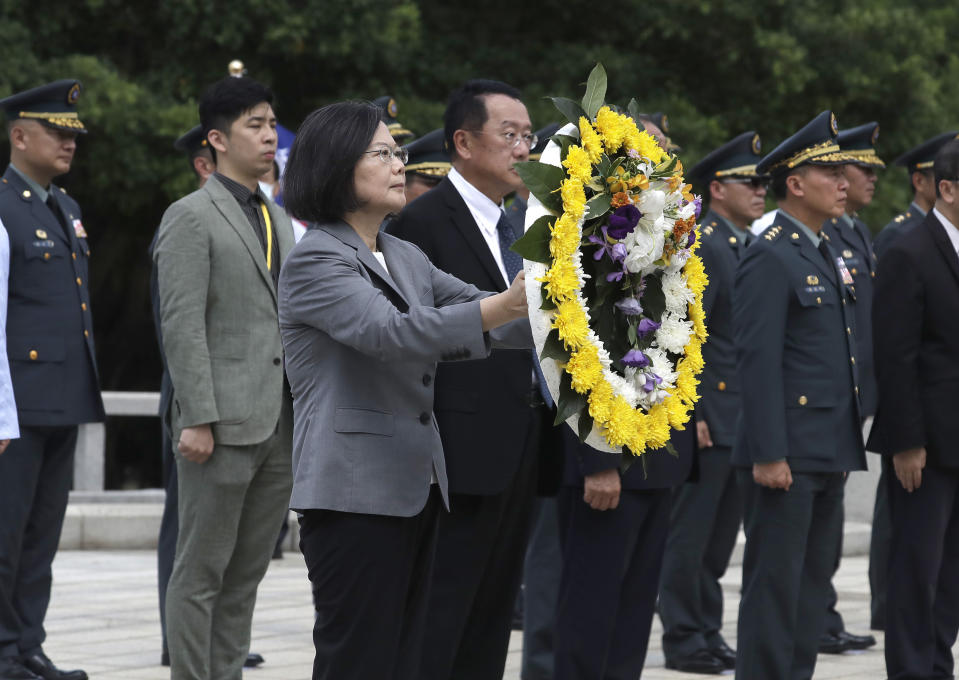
29,350,38,360
851,268,858,275
81,303,87,311
43,252,50,260
718,381,727,391
855,386,860,395
799,395,808,406
728,237,737,244
851,357,856,365
22,190,31,198
846,327,851,335
76,277,82,286
816,297,822,304
84,330,89,338
871,271,875,278
72,252,77,260
842,299,846,305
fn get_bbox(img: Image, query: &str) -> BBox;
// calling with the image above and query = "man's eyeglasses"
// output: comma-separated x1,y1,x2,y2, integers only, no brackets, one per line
470,130,539,150
364,146,409,164
721,177,769,190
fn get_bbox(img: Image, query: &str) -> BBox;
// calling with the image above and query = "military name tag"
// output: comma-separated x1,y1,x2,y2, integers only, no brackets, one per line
72,219,87,238
835,256,855,285
804,285,826,293
31,239,55,248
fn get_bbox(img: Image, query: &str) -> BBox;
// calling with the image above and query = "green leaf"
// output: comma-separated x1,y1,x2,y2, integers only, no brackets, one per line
554,371,588,426
581,63,608,120
539,283,557,310
627,97,642,123
585,191,611,220
627,323,637,345
541,328,571,363
515,161,564,214
550,97,587,127
641,274,667,322
510,214,553,263
665,440,678,458
577,407,594,443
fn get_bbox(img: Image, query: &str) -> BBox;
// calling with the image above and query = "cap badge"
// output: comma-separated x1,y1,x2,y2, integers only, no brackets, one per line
751,134,761,155
67,83,80,104
871,126,880,146
829,112,839,136
660,113,669,133
388,98,398,118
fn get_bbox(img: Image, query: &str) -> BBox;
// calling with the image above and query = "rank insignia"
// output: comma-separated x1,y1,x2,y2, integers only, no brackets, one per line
806,275,819,285
35,229,47,239
72,219,87,238
842,249,854,258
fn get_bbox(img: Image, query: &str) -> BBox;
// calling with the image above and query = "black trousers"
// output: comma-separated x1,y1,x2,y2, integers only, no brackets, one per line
659,445,740,657
419,406,543,680
299,487,441,680
869,456,892,630
521,496,562,680
735,469,844,680
822,478,848,636
554,486,671,680
0,426,77,658
885,465,959,680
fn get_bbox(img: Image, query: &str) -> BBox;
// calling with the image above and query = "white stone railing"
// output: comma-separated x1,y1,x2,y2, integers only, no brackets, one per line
74,391,161,491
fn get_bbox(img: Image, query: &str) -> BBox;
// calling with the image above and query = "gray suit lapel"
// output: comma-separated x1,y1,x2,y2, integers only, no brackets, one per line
263,193,295,264
319,221,409,305
379,234,419,305
204,176,276,300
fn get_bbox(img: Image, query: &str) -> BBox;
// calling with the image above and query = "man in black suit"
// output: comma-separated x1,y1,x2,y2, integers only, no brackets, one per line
658,131,766,675
868,138,959,680
387,80,549,680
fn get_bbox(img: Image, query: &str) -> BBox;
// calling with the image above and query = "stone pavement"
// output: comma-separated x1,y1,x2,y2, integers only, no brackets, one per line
39,549,934,679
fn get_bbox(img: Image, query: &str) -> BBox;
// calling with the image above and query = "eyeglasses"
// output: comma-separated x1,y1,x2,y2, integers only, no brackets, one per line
721,177,769,190
364,146,409,164
470,130,539,150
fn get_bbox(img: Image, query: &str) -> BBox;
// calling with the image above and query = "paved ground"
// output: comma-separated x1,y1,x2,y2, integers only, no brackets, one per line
40,550,916,679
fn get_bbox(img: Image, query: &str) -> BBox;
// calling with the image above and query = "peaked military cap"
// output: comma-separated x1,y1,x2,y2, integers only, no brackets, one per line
836,122,885,168
641,111,681,152
173,124,209,156
373,95,414,143
894,131,959,173
756,110,851,176
403,128,450,178
529,122,561,161
0,79,87,133
689,131,763,185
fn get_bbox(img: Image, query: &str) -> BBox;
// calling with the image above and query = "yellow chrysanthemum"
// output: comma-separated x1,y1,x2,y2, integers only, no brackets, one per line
587,380,614,423
541,259,581,303
675,365,699,403
553,300,591,349
560,178,586,219
595,107,627,153
549,214,581,260
604,395,636,447
579,117,603,163
663,394,690,429
645,404,671,449
562,145,593,184
567,344,604,394
627,410,650,454
629,129,667,165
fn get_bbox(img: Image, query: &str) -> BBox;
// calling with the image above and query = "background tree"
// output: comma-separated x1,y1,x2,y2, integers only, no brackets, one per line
1,0,955,487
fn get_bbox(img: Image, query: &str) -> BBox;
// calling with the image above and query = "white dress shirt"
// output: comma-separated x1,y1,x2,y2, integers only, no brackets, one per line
447,167,509,287
0,217,19,439
933,208,959,256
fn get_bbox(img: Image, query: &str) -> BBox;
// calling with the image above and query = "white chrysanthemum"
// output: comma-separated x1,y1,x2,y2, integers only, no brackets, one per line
623,225,665,274
607,370,641,407
645,347,677,388
678,200,697,220
637,189,666,227
655,313,694,354
665,248,691,273
662,270,695,314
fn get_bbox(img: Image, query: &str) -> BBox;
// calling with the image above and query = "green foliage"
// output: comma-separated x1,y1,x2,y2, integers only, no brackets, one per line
514,161,564,213
510,214,552,263
2,0,956,486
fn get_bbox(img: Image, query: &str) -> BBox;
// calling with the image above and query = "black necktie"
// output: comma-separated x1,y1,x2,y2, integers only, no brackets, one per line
46,193,70,239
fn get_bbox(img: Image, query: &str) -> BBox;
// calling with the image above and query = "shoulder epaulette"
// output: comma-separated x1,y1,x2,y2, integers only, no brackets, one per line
763,225,784,241
59,186,67,194
893,214,906,223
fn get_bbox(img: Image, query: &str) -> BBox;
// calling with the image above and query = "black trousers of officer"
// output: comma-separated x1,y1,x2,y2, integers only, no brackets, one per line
659,445,740,658
821,482,847,636
420,406,543,680
0,426,77,659
885,466,959,680
869,457,892,630
554,486,671,680
521,496,562,680
735,470,844,680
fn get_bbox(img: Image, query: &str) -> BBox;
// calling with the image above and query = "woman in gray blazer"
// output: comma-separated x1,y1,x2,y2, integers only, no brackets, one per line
279,101,531,680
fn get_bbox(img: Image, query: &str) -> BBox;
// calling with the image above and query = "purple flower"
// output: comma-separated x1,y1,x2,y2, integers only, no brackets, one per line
637,318,661,337
622,349,650,367
693,196,703,219
606,270,625,283
642,373,663,392
687,229,697,248
611,242,627,263
607,204,643,239
615,297,643,316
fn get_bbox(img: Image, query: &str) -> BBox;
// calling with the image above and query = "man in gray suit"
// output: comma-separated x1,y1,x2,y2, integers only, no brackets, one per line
154,76,295,680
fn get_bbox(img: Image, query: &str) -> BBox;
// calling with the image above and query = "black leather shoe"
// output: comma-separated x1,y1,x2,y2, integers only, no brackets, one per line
708,642,736,669
836,629,876,650
20,653,86,680
818,632,848,654
243,653,265,668
0,657,41,680
664,649,726,674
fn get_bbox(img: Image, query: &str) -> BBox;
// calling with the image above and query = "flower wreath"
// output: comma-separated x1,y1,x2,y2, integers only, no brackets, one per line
512,65,708,458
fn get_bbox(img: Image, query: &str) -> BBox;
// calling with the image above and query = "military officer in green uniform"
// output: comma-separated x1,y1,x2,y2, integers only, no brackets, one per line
873,131,959,257
732,111,867,680
403,128,452,203
373,95,415,145
816,122,884,653
659,131,767,675
0,80,102,680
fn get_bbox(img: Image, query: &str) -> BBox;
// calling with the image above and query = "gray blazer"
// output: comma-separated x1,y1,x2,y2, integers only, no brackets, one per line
279,220,529,517
154,175,295,447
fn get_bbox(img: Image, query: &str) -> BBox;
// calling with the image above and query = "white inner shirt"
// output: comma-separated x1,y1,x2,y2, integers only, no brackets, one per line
933,208,959,256
447,167,509,287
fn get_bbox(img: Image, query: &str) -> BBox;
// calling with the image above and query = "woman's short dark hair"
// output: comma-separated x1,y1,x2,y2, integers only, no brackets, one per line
443,79,523,159
283,101,381,223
